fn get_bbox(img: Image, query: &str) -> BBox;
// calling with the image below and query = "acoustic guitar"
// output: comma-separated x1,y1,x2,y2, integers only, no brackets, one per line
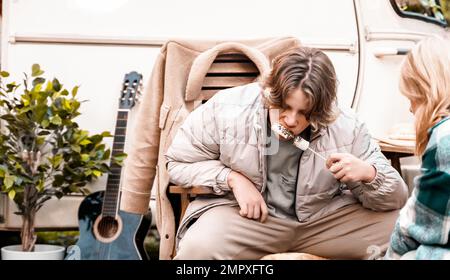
66,71,151,260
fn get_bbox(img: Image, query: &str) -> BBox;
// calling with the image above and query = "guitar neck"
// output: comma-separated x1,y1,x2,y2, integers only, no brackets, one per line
102,110,129,217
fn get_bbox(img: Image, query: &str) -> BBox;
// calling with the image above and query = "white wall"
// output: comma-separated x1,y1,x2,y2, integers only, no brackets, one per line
6,0,357,40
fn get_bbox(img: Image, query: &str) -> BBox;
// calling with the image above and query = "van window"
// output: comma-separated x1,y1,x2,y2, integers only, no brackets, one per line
391,0,449,27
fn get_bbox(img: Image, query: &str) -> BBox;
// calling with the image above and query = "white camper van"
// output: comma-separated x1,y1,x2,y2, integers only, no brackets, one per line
0,0,448,234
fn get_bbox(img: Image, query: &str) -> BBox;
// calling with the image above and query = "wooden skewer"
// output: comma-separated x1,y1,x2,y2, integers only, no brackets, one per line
307,147,327,161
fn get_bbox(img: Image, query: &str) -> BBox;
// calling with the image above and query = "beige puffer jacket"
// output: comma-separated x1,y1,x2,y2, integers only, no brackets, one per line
165,82,409,251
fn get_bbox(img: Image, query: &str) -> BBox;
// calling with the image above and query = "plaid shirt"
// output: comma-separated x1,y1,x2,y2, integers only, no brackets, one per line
385,116,450,260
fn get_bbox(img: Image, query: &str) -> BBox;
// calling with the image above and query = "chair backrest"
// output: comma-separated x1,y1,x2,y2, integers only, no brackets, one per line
196,53,260,104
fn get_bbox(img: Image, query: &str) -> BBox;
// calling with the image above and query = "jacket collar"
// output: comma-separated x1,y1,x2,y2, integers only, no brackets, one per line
311,127,327,142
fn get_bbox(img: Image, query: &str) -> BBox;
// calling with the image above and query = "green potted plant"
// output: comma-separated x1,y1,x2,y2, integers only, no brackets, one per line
0,64,125,259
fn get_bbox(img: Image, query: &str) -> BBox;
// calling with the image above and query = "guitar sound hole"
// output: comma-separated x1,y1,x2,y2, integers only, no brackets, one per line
97,216,119,238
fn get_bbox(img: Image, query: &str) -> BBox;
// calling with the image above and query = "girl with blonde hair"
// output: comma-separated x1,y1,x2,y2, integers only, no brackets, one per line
386,35,450,260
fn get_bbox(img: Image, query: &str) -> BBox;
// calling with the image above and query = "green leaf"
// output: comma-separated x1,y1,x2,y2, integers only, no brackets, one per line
72,86,79,97
52,78,61,92
31,64,44,77
36,136,45,145
101,131,113,137
69,185,80,193
8,189,16,200
0,71,10,77
79,139,91,146
18,106,32,114
4,175,16,189
6,83,18,92
50,115,62,125
45,81,53,92
41,119,50,128
36,180,44,192
0,114,16,122
14,163,26,174
70,145,81,153
113,153,127,162
62,99,71,110
32,77,46,87
33,83,43,93
21,96,30,106
92,170,102,177
90,135,102,145
53,175,64,187
52,91,61,99
81,154,90,162
71,99,80,112
102,149,111,160
80,130,88,138
52,154,63,168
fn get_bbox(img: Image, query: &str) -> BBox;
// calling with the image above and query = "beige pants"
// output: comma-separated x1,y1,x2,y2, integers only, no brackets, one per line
174,203,399,260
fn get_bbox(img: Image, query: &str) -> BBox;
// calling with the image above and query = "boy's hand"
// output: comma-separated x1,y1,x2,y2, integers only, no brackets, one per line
326,153,376,183
227,171,268,223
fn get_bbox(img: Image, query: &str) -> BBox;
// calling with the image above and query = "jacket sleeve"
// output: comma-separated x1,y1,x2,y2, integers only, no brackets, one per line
164,96,232,195
119,52,165,214
346,121,409,211
387,132,450,259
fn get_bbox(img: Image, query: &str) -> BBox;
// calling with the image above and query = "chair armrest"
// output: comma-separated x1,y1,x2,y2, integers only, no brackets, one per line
169,185,215,195
168,185,215,226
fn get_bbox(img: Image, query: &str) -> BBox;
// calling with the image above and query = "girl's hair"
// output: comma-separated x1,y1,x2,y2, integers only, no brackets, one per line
399,35,450,155
262,47,338,132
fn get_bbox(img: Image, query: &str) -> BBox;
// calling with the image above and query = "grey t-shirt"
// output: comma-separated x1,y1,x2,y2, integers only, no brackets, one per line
264,119,311,219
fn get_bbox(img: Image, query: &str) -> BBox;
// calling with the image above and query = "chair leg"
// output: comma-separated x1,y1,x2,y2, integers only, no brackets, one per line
179,194,190,224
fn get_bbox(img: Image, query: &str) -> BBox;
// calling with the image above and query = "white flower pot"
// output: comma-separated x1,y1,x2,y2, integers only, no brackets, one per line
1,244,65,260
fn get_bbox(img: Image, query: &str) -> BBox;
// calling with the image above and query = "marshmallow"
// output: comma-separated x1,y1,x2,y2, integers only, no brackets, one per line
271,123,294,140
293,136,310,151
